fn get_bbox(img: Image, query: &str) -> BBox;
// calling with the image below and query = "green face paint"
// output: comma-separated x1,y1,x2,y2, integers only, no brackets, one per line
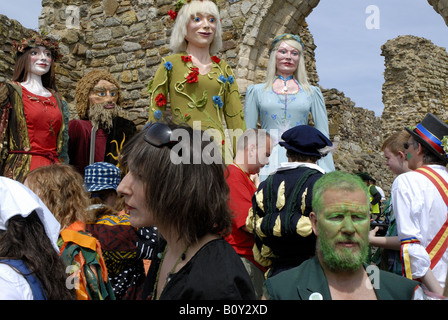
406,152,412,160
317,197,370,271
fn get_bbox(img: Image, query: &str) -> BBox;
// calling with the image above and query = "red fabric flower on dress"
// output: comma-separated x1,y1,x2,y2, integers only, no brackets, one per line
211,56,221,64
186,67,199,83
181,55,192,63
155,93,167,107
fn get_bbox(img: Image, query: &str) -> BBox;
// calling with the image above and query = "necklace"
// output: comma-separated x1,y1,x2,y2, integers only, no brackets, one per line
277,75,294,92
152,244,189,300
232,162,256,188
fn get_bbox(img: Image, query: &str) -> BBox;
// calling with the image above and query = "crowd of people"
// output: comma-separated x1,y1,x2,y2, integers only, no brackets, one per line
0,0,447,301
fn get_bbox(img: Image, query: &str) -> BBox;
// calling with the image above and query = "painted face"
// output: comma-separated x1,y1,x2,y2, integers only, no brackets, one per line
28,46,52,76
88,80,119,108
313,189,370,271
404,137,419,170
117,170,151,228
275,41,300,77
383,148,406,175
185,13,217,49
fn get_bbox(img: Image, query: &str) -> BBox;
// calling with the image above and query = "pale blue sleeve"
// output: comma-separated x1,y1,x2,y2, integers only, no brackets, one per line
244,84,260,129
310,86,335,172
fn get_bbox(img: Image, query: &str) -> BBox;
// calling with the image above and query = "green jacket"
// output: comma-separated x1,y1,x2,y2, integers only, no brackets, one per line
264,256,420,300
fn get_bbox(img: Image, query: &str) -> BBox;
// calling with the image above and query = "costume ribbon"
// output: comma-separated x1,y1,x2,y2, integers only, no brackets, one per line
402,166,448,279
415,124,444,154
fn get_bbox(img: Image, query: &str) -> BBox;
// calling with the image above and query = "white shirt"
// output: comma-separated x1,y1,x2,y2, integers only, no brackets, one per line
0,264,33,300
391,165,448,288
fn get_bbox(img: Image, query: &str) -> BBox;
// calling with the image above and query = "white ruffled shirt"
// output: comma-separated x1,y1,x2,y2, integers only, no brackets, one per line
391,165,448,288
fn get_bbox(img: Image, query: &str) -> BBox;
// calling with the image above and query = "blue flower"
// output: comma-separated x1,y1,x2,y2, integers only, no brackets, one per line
213,95,223,108
164,61,173,71
154,110,162,119
228,75,234,84
218,75,227,83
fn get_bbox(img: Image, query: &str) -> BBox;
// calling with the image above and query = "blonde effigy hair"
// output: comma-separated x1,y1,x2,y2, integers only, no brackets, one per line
170,0,223,54
264,38,312,94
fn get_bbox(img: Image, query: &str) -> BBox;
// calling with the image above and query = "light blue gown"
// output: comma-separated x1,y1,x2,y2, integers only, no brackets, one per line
245,83,335,181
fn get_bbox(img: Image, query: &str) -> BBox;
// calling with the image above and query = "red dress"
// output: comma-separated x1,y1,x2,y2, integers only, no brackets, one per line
22,86,62,171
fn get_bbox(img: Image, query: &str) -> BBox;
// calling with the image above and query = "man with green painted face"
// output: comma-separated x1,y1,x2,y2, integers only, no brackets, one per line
262,171,422,300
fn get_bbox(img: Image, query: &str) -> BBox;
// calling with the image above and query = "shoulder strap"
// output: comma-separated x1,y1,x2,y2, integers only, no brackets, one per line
0,259,47,300
414,166,448,269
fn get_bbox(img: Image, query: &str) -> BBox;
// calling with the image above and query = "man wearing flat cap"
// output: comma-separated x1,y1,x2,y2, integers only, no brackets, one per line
391,113,448,295
246,125,334,278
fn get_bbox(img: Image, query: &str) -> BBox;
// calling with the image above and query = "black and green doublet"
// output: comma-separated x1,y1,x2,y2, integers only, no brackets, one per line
246,165,323,277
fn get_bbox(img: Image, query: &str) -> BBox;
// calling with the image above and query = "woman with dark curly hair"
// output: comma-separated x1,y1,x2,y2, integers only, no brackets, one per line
0,177,75,300
117,121,255,300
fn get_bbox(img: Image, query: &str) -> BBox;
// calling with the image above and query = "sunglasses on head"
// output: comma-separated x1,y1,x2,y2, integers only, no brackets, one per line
143,122,176,148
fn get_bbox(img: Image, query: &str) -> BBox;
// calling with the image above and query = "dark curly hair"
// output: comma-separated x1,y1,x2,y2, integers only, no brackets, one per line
0,211,76,300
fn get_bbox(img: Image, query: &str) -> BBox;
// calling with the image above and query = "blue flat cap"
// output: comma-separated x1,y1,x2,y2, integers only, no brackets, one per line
279,125,332,157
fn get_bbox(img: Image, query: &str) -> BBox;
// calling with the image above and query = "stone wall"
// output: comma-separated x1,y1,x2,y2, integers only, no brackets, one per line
428,0,448,26
0,15,32,82
381,35,448,138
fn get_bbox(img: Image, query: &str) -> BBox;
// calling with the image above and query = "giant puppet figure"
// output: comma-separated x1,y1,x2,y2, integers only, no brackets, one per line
0,31,69,182
147,0,245,163
68,69,136,175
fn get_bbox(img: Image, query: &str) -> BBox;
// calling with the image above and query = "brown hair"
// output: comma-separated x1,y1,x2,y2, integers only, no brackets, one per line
75,69,122,119
24,164,91,229
119,121,231,245
381,130,410,155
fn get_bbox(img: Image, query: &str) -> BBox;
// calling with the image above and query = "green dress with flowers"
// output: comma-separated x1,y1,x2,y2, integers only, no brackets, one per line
148,53,245,163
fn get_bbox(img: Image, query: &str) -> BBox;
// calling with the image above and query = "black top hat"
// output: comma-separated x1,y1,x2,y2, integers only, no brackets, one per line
405,113,448,162
279,125,332,157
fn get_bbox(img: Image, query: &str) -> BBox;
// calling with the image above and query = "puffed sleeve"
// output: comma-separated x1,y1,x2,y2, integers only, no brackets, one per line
0,82,11,170
309,86,335,172
59,100,70,164
148,58,170,123
244,84,260,129
391,174,431,279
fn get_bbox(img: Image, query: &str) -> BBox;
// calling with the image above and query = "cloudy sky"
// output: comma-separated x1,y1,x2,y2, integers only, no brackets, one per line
1,1,447,116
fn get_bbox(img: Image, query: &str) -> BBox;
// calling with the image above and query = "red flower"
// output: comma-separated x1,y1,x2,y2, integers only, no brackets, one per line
186,67,199,83
167,10,177,20
181,55,192,63
155,93,167,107
211,56,221,64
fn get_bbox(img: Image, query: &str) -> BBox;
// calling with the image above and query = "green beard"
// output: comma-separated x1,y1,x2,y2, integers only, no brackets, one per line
317,233,369,272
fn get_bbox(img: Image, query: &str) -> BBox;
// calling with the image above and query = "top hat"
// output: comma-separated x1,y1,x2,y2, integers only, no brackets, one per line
279,125,332,157
405,113,448,162
84,162,121,193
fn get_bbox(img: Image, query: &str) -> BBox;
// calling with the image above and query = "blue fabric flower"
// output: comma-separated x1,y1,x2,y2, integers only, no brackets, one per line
164,61,173,71
213,95,223,108
154,110,162,119
218,75,227,83
228,75,234,84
